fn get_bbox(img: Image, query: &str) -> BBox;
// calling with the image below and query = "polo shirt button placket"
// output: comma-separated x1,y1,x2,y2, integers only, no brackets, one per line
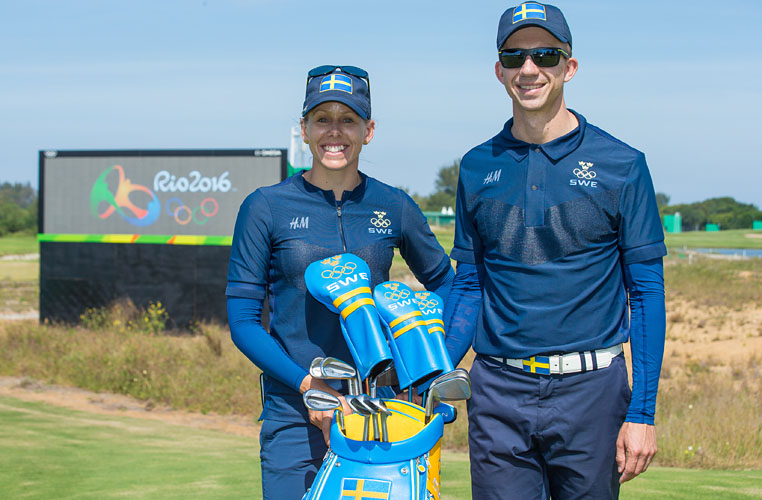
525,147,546,227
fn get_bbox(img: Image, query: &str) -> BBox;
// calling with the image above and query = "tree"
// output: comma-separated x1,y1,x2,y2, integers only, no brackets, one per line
661,196,762,231
420,160,459,211
655,192,670,209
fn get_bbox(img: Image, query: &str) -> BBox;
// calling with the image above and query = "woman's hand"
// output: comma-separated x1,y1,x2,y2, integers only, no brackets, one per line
299,374,352,446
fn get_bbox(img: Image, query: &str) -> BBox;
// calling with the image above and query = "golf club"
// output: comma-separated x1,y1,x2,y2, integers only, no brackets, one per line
424,369,471,422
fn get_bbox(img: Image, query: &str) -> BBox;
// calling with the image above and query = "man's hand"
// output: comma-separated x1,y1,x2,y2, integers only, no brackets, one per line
616,422,657,483
299,374,352,446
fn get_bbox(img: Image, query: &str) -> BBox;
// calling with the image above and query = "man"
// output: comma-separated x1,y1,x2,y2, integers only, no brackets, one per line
443,3,666,499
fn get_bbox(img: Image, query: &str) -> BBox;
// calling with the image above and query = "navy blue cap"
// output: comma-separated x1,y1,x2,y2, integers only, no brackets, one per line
302,68,371,120
497,2,572,51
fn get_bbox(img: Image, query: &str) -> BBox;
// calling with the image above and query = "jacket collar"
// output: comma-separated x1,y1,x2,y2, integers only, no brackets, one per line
294,170,368,203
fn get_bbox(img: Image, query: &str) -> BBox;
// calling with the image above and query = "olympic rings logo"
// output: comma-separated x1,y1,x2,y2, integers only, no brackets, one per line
370,210,391,228
321,262,357,279
573,161,596,180
165,197,219,225
384,287,409,301
415,293,438,309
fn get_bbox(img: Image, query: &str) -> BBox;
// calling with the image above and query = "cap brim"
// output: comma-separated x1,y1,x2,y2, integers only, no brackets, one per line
302,95,369,120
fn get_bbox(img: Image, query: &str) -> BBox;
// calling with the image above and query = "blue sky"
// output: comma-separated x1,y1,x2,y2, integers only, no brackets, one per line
2,0,761,209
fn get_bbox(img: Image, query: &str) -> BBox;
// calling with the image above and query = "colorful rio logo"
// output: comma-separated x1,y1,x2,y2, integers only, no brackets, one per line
90,165,219,228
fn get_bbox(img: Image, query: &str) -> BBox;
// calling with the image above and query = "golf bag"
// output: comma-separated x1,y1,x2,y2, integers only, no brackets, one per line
303,400,445,500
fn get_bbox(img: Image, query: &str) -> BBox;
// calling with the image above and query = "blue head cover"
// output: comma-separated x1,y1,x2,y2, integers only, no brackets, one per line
304,254,392,380
413,291,454,391
496,2,572,50
373,281,448,389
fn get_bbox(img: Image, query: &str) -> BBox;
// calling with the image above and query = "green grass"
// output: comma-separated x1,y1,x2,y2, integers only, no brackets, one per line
0,395,261,499
0,232,38,256
665,228,762,249
1,395,760,500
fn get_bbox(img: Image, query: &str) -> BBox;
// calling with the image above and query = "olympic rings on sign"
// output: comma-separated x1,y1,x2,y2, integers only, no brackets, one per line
165,197,219,225
321,262,358,279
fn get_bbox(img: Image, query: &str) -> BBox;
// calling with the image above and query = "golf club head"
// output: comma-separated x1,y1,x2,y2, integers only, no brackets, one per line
309,357,325,378
345,394,374,416
425,369,472,418
367,398,392,416
303,389,342,412
320,357,357,379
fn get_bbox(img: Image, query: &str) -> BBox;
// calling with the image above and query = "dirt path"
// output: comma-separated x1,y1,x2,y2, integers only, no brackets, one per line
0,376,261,439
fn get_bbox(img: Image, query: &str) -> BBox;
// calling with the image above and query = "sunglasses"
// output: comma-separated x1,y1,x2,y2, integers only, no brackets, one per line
307,65,371,94
498,47,570,69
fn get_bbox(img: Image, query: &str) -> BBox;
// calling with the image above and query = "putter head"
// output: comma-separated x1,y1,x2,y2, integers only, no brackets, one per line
346,395,374,416
320,357,357,379
303,389,341,412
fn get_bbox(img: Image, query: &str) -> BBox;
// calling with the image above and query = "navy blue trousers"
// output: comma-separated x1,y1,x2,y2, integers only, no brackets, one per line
259,419,327,500
468,354,631,500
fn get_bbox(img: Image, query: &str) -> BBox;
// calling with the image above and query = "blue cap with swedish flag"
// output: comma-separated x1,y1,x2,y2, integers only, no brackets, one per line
497,2,572,50
302,65,371,120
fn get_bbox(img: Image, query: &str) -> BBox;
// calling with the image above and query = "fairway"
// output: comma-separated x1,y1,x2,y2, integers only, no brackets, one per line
2,396,761,499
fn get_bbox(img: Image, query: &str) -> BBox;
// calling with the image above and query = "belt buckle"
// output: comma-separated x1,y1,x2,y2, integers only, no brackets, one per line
551,354,563,375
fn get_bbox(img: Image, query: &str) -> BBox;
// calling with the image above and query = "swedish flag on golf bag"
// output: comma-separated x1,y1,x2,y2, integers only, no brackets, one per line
304,254,392,381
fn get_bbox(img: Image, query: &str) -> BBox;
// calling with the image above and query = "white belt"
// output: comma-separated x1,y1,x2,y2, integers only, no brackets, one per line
487,344,623,375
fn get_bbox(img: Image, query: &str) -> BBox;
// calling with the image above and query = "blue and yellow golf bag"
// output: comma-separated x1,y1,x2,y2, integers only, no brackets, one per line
303,400,445,500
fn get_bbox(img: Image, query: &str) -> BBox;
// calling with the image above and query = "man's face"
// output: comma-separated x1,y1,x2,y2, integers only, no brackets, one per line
495,27,577,114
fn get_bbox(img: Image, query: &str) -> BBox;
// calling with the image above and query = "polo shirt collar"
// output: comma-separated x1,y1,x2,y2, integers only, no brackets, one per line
497,109,587,162
295,170,368,203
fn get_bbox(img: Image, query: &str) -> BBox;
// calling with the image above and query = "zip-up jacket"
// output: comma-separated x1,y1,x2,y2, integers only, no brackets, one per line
226,171,453,422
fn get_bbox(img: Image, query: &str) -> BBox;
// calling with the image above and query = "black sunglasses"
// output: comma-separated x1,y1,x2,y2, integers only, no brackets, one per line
498,47,570,69
307,65,371,94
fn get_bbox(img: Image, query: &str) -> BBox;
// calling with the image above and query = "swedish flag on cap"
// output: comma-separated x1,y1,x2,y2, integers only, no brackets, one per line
513,2,546,23
302,66,371,119
320,73,353,94
497,2,572,50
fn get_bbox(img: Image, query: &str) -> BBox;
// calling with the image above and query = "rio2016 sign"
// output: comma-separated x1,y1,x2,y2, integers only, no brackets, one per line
41,149,286,239
91,165,225,228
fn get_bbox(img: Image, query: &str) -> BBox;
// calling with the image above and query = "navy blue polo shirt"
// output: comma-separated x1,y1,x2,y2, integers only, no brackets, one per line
451,111,666,358
227,171,452,421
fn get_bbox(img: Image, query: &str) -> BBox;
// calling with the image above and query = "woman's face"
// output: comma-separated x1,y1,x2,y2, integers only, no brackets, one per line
301,101,375,173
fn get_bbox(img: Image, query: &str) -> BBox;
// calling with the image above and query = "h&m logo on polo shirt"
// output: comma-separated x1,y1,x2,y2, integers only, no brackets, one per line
289,216,309,229
483,169,502,185
569,161,598,188
368,210,392,234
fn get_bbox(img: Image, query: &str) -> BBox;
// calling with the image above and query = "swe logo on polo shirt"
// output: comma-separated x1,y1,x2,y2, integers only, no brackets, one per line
368,210,393,234
569,161,598,188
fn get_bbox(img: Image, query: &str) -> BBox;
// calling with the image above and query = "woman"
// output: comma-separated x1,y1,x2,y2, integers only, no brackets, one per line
226,65,454,500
